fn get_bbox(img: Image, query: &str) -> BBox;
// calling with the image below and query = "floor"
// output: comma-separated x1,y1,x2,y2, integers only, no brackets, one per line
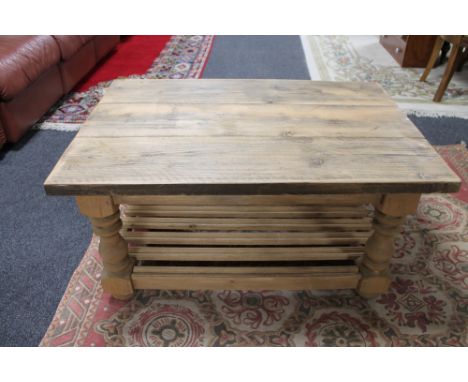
0,35,466,346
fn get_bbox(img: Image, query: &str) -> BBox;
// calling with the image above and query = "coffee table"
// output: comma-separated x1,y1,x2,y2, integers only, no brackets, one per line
44,79,460,300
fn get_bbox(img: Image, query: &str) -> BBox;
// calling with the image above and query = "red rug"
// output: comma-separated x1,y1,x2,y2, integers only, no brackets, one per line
39,36,214,127
40,145,468,347
75,36,172,92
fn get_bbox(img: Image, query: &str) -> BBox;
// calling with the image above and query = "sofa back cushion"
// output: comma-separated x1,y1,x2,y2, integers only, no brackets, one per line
0,35,61,101
52,35,94,60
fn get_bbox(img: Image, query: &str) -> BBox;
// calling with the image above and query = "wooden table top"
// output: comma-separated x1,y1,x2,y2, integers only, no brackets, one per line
44,79,460,195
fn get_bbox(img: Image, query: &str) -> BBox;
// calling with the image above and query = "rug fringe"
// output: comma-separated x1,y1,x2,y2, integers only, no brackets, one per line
300,35,319,80
33,122,82,132
400,104,468,119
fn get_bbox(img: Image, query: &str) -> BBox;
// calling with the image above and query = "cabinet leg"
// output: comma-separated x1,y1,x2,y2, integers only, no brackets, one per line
76,196,134,300
420,36,444,82
433,42,462,102
357,194,420,299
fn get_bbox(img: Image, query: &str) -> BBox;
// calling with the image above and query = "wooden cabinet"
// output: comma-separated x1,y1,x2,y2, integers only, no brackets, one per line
380,35,437,68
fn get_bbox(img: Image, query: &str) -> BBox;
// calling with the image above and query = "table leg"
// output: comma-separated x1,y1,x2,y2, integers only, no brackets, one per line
357,194,420,299
76,196,134,300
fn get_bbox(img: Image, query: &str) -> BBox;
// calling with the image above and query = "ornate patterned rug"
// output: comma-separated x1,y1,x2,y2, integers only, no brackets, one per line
435,145,468,203
301,36,468,118
35,35,214,131
40,145,468,346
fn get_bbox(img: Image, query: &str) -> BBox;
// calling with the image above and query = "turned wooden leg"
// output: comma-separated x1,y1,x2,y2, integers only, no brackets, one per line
420,36,444,82
76,196,134,300
357,194,420,299
357,210,404,298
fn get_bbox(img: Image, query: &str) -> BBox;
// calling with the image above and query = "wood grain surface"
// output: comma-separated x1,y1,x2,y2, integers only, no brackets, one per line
44,79,460,195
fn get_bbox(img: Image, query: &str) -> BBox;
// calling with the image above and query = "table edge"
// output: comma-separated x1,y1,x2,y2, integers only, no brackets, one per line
44,180,461,196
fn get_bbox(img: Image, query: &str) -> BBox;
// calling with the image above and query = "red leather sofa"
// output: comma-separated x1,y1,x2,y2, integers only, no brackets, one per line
0,35,119,147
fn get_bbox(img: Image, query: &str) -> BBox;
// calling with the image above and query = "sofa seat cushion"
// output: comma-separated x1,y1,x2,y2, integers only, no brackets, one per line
52,35,94,60
0,35,61,101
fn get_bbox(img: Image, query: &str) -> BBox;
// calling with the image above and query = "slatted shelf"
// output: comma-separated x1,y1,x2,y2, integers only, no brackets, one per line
122,202,372,290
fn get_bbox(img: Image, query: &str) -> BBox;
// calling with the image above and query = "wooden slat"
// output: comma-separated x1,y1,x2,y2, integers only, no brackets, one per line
122,216,372,231
133,265,359,274
101,79,394,106
44,136,460,195
79,103,424,139
114,194,381,206
131,272,361,290
128,246,365,261
122,231,370,245
124,204,371,219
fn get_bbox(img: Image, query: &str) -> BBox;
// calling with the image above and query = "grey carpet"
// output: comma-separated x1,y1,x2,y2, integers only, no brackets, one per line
0,35,466,346
0,130,92,346
203,36,310,79
408,115,468,145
